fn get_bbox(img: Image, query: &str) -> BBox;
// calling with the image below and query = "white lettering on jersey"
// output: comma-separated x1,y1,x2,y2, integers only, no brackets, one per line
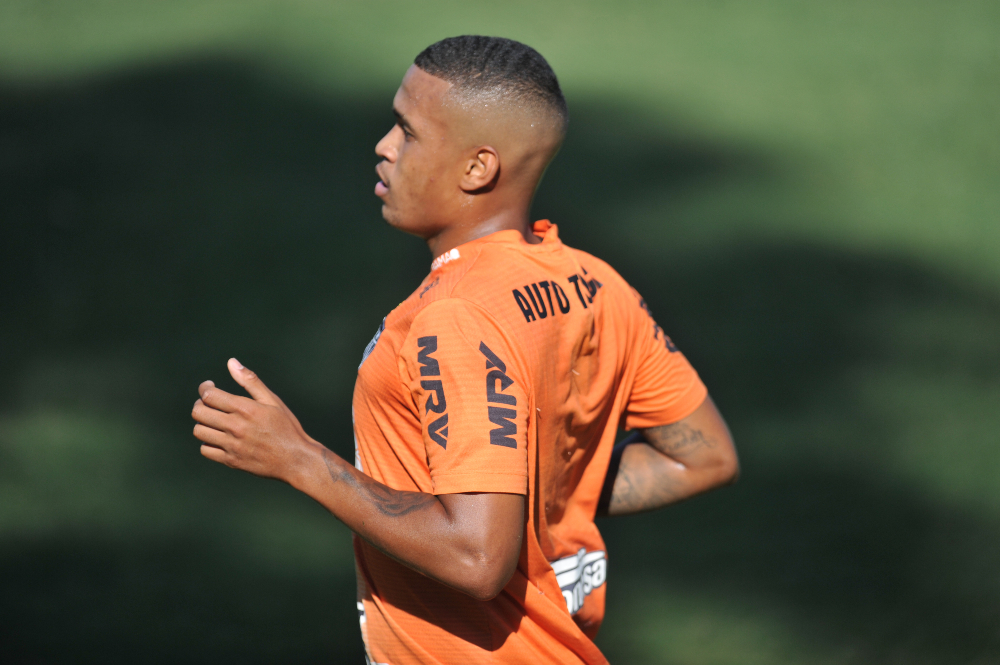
430,247,460,271
550,548,607,615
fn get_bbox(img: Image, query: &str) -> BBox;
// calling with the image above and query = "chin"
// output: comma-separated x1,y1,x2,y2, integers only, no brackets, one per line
383,213,437,240
381,206,403,229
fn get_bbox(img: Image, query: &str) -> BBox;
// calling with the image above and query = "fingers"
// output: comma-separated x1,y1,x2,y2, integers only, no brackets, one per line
200,443,228,464
194,424,242,469
192,399,233,432
193,423,231,448
198,384,247,414
227,358,280,406
193,358,301,480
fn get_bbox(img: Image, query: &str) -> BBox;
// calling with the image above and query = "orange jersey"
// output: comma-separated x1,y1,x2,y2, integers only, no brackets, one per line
351,221,707,664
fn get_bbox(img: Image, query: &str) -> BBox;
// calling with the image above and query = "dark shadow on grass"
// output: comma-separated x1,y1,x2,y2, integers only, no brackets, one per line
597,466,1000,663
2,58,1000,663
0,534,362,664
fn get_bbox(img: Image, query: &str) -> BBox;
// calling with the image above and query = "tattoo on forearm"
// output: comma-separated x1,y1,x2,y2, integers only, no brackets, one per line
643,422,714,457
322,449,436,517
321,448,355,485
608,462,643,514
601,415,733,516
358,482,438,517
607,450,678,515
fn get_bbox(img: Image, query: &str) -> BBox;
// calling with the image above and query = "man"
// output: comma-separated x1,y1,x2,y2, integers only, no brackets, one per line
192,36,738,664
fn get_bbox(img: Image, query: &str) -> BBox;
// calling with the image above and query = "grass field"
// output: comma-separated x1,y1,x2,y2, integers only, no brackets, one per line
2,1,999,663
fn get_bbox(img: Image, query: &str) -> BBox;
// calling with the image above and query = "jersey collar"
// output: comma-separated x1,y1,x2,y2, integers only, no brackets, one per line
429,220,561,271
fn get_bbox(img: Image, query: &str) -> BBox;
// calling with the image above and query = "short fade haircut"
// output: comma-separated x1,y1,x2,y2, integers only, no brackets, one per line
414,36,568,127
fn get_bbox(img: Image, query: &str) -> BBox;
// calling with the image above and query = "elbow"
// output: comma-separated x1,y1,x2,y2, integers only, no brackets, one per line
716,446,740,487
456,548,518,601
467,579,507,602
699,439,739,492
465,558,516,602
722,456,740,486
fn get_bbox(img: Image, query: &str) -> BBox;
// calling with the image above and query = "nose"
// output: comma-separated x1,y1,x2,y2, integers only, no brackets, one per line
375,125,401,162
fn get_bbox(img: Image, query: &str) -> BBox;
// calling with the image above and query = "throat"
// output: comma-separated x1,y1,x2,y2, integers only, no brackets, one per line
426,211,535,259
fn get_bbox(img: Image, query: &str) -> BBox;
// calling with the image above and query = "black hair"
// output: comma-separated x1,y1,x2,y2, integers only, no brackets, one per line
414,36,567,124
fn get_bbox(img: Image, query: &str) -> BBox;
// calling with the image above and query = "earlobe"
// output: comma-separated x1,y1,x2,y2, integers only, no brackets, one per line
460,147,500,193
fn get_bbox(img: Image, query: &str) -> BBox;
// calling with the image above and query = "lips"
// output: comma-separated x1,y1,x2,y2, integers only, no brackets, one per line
375,165,389,197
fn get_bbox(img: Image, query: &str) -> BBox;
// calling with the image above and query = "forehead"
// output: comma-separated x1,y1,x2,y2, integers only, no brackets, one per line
393,65,453,123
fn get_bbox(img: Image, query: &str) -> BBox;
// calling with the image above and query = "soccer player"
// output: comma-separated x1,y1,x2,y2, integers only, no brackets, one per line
191,36,739,664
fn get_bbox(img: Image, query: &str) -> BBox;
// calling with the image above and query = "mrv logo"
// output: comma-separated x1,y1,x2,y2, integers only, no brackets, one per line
479,341,518,449
417,336,449,448
551,548,607,615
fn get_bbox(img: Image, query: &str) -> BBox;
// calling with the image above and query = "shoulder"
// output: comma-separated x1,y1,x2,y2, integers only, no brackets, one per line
400,296,531,384
409,295,495,324
405,297,515,349
565,246,633,293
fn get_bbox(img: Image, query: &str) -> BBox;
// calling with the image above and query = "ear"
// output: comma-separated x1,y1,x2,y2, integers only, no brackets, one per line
459,146,500,193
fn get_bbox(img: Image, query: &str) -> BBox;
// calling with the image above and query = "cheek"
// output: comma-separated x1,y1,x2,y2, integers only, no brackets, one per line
398,148,440,199
395,141,460,216
393,163,422,207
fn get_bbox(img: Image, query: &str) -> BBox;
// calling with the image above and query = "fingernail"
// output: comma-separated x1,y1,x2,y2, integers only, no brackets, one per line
232,358,244,369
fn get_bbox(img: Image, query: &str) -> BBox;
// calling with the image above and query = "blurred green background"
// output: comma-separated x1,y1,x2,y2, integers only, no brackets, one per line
2,1,999,663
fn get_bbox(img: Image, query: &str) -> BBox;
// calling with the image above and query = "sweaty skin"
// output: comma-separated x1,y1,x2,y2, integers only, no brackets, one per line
191,65,738,601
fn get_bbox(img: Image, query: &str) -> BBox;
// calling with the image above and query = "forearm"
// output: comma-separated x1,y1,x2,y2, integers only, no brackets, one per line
191,362,523,601
598,396,739,517
289,442,520,600
599,440,733,516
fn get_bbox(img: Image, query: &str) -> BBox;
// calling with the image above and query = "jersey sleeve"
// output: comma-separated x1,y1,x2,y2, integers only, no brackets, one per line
623,287,708,430
400,298,529,495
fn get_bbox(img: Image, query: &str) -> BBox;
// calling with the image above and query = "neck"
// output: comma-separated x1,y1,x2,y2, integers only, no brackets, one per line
427,206,541,260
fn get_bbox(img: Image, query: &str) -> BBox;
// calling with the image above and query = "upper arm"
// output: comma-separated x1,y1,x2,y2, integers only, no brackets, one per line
640,395,739,482
402,300,530,497
622,287,708,431
399,300,529,599
438,491,525,600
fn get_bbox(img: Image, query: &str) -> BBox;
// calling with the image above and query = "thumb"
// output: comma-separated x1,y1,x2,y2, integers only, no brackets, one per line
228,358,280,405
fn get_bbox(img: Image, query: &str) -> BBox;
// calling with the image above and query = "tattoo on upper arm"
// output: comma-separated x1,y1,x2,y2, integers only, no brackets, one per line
322,449,437,517
642,422,714,457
